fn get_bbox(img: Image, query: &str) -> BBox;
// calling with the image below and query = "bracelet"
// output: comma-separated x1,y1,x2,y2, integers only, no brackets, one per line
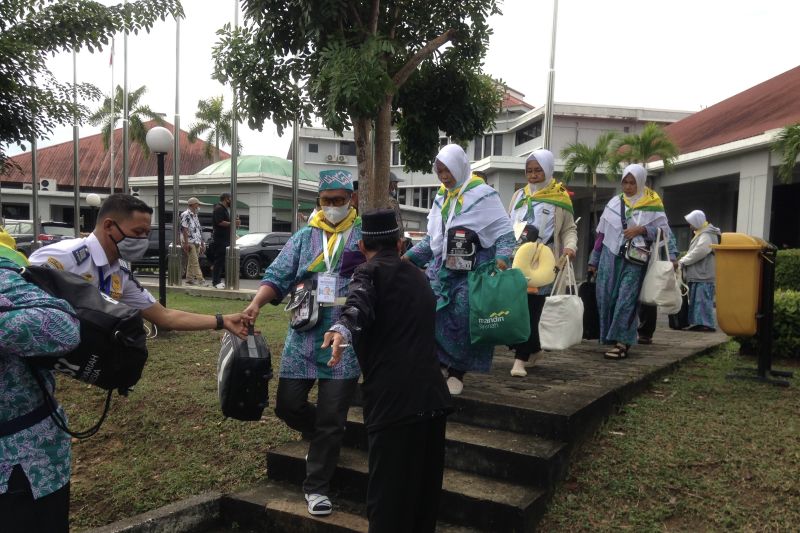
215,313,224,330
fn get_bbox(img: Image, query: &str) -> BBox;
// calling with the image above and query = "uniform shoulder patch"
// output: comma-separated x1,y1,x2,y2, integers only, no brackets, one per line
72,245,90,265
46,256,65,270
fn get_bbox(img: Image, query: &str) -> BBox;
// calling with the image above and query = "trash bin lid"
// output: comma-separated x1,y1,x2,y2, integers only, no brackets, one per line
711,232,767,250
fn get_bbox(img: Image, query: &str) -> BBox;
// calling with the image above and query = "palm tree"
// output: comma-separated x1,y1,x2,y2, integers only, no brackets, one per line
772,123,800,184
561,131,618,227
187,96,241,161
609,122,679,175
89,85,165,158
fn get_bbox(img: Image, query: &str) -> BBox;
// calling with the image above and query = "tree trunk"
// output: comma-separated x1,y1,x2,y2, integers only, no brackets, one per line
369,97,393,210
353,116,373,213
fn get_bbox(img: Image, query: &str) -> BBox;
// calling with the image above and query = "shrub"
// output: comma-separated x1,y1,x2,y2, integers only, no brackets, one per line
736,289,800,359
775,249,800,291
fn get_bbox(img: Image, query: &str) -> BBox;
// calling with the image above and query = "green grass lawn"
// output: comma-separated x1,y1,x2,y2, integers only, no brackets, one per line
59,294,799,531
61,292,298,531
540,342,800,532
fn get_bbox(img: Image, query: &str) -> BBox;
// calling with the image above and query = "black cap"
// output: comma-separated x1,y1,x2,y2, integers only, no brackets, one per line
361,208,399,237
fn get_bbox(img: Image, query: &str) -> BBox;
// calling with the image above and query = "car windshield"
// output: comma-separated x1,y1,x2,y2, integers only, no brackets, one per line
42,225,75,236
236,233,267,246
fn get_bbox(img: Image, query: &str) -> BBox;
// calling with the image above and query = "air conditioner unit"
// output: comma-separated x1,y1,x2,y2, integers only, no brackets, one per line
326,154,335,162
39,179,50,191
22,183,33,190
337,155,346,163
130,186,140,197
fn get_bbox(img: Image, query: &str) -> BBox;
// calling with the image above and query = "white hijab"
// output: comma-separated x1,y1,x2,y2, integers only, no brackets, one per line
433,143,471,190
684,209,706,229
622,163,647,205
527,149,555,192
428,144,512,260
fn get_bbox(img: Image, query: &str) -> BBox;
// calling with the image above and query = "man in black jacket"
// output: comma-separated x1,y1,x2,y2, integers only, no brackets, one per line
323,209,451,533
211,193,238,289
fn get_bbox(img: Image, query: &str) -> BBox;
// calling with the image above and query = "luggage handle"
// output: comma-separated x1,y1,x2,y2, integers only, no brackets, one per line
246,324,259,358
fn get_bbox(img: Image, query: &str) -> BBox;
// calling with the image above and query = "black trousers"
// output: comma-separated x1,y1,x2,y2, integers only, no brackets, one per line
275,377,358,495
366,415,447,533
638,304,657,339
512,293,547,361
211,241,228,285
0,464,70,533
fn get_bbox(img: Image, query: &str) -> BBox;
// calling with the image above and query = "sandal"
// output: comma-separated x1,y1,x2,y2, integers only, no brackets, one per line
305,493,333,516
604,343,629,360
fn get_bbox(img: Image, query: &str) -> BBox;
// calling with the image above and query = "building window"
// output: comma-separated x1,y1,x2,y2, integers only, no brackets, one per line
339,141,357,156
483,136,492,158
473,137,482,160
391,141,404,166
493,134,503,156
439,136,449,148
308,143,318,153
514,120,543,146
398,188,407,205
623,126,630,133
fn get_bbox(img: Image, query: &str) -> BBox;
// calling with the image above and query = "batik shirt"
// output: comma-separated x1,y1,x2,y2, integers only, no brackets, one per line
0,258,81,499
180,208,204,245
261,223,364,379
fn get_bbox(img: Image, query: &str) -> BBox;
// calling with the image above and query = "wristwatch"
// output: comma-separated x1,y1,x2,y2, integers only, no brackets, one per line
215,313,224,330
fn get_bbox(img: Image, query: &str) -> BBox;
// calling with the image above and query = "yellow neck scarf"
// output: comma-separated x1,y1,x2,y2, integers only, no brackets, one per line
307,208,358,273
438,175,484,219
514,180,574,215
621,187,664,217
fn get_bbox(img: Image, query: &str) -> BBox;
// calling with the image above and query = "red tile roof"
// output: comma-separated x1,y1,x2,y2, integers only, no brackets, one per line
502,92,534,110
665,65,800,154
4,120,229,190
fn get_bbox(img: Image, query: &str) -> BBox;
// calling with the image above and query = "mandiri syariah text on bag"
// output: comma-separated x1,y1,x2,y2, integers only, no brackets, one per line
468,262,530,345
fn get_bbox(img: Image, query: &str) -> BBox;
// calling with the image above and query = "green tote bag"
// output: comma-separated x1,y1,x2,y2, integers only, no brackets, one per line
468,262,530,345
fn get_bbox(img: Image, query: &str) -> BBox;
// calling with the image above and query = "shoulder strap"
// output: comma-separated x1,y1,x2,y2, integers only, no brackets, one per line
618,194,627,230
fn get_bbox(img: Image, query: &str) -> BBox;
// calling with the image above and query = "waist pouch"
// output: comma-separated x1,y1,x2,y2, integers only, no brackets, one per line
285,278,320,331
445,226,480,271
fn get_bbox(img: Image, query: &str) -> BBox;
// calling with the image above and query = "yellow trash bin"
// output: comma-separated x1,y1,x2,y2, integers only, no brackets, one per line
712,233,767,336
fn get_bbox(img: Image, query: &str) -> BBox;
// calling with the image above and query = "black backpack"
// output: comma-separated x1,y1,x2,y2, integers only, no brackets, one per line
2,265,148,438
217,325,272,421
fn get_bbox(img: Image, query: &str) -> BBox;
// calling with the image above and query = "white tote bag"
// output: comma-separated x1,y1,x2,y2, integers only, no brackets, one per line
539,258,584,351
639,230,681,311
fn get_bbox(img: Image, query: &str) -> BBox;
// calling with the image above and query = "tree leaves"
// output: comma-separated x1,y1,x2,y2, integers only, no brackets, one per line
772,123,800,185
0,0,182,174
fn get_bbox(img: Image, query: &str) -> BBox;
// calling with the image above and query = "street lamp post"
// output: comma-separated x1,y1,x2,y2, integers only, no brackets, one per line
145,127,174,307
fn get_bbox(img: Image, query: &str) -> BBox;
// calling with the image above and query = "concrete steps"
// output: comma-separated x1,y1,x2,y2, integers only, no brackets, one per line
343,407,569,488
267,441,548,533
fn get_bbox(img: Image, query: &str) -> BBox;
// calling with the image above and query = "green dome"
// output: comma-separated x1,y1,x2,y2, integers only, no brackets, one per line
196,155,317,181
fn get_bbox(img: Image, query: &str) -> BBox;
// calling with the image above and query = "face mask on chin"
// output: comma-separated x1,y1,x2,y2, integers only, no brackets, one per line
322,205,350,225
111,222,149,260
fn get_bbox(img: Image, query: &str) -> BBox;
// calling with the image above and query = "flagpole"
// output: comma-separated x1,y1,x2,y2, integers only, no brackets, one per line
169,15,182,286
225,0,240,290
73,50,81,236
122,0,130,193
543,0,559,150
110,37,115,195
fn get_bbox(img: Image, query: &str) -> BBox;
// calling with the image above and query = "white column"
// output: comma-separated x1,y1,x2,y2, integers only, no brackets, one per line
736,152,773,239
246,183,273,233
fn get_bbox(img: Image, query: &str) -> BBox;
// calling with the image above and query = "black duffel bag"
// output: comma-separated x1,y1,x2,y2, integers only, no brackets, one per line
218,325,273,421
579,272,600,340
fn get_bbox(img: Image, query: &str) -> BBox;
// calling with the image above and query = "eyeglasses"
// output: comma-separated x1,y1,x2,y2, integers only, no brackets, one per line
318,196,350,207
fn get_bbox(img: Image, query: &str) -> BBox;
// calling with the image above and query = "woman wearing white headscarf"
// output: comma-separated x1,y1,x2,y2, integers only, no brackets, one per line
507,149,578,377
587,164,671,359
679,209,721,331
404,144,514,395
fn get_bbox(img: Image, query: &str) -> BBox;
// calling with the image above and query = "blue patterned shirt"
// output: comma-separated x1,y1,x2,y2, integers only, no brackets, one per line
0,258,81,498
261,224,364,379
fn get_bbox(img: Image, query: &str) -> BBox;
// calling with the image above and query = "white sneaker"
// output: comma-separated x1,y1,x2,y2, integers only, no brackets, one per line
510,359,527,377
214,282,226,289
446,376,464,396
305,493,332,516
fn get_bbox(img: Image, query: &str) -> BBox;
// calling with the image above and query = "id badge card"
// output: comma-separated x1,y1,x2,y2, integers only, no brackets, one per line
317,273,337,304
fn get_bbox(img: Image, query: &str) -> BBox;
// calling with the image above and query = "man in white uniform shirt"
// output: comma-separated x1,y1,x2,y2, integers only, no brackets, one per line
29,194,247,336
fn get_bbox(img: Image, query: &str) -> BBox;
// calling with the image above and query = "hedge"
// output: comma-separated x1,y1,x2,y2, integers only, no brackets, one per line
736,289,800,359
775,249,800,291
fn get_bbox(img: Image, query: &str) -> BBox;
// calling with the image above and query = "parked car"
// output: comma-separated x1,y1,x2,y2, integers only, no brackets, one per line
130,224,213,275
2,219,77,256
236,232,290,279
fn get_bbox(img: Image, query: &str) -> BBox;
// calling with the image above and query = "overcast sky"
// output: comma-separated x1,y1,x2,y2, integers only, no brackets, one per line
11,0,800,158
